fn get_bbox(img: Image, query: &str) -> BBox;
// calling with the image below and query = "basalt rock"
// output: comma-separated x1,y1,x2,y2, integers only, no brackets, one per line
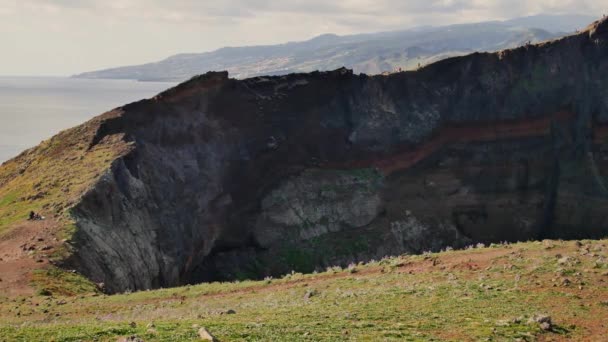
5,19,608,293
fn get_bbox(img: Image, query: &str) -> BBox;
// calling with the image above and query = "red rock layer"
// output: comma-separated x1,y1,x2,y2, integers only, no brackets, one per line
325,111,577,175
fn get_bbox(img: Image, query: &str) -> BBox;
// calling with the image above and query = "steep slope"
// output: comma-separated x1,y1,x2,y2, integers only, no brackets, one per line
74,20,568,82
0,115,132,295
2,18,608,294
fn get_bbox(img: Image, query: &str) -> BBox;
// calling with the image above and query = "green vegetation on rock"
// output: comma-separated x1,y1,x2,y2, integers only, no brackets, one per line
32,267,99,297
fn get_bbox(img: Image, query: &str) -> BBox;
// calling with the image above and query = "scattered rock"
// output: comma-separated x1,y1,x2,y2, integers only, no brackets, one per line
304,289,318,300
117,336,144,342
38,289,52,296
532,315,551,324
225,309,236,315
528,314,553,331
198,327,217,341
510,316,524,324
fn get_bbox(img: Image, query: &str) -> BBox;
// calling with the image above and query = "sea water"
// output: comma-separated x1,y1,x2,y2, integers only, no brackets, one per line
0,76,174,163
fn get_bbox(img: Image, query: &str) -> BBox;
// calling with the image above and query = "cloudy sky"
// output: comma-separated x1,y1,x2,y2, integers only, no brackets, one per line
0,0,604,76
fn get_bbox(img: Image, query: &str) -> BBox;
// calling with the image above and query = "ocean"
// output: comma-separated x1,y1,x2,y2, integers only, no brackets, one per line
0,76,175,163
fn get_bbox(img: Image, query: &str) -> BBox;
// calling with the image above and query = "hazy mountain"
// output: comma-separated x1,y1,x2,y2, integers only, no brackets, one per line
503,14,598,33
74,14,597,82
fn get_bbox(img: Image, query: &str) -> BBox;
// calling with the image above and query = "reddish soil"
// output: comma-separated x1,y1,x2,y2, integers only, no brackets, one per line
324,111,577,175
0,219,61,297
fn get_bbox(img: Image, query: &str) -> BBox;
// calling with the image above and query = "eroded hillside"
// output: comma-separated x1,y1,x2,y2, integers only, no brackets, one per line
2,18,608,294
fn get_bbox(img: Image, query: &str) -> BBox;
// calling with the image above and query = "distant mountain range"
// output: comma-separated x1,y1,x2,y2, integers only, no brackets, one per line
74,14,597,82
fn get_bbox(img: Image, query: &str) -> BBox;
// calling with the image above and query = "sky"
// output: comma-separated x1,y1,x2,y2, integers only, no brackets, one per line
0,0,605,76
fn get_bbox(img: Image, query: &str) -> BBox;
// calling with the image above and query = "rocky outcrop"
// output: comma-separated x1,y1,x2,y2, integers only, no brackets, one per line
51,18,608,292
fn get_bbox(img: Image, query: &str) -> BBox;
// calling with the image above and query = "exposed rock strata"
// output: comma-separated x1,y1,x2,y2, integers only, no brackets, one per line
47,18,608,292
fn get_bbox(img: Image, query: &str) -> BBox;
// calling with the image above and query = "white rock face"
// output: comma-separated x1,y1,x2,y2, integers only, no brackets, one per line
254,169,384,247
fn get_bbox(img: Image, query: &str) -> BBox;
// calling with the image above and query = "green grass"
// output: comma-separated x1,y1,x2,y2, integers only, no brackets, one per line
0,116,133,298
0,120,130,236
31,267,100,297
2,239,606,341
0,191,17,207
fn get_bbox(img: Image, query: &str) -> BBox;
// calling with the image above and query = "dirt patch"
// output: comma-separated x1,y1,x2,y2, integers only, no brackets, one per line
0,219,62,297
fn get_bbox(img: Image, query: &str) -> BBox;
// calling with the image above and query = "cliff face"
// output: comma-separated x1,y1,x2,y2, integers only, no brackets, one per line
25,19,608,292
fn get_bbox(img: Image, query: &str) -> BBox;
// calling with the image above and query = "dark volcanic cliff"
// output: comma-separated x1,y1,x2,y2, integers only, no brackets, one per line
13,19,608,293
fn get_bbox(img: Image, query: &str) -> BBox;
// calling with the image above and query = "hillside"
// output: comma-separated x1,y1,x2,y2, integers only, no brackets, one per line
73,15,596,82
1,239,607,341
1,15,608,305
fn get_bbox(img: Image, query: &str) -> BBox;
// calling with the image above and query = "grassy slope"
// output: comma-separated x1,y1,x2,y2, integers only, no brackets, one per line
1,239,607,341
0,112,129,237
0,110,131,294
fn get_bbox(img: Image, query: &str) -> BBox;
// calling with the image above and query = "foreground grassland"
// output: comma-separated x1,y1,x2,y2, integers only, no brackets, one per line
1,239,607,341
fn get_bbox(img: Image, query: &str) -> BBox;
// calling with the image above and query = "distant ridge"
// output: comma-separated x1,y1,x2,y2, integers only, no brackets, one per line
74,14,597,82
